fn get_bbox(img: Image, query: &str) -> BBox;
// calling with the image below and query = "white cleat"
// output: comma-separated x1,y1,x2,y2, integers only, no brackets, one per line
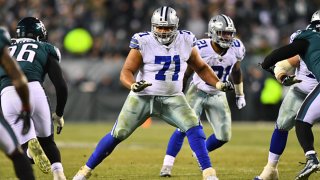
253,165,279,180
53,171,67,180
73,166,92,180
160,165,172,177
203,167,219,180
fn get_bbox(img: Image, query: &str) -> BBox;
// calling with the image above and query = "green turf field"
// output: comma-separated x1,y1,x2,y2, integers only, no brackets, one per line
1,121,320,180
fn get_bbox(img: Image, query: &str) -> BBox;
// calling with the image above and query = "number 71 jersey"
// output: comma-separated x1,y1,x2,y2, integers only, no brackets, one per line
192,38,245,94
129,30,196,96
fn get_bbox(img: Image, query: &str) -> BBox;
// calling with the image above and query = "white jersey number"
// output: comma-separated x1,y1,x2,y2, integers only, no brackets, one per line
9,43,38,62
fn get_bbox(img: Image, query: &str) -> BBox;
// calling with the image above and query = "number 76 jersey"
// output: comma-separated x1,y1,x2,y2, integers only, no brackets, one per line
0,38,61,90
129,30,197,96
192,38,245,94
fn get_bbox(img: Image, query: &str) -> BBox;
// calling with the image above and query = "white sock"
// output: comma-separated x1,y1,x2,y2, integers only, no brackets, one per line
51,162,64,173
84,165,92,170
267,152,280,168
305,150,316,156
163,155,175,166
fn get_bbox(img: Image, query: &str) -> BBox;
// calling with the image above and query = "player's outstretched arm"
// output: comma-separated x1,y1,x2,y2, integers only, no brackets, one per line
187,47,219,86
261,39,308,70
231,61,246,109
47,55,68,134
120,49,145,90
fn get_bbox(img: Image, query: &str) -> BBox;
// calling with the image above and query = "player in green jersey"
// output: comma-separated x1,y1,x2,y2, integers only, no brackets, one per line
261,10,320,180
0,26,35,180
0,17,68,180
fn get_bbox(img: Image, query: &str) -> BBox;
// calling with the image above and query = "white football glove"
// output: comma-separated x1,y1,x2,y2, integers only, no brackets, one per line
236,95,246,109
52,113,64,134
131,80,152,92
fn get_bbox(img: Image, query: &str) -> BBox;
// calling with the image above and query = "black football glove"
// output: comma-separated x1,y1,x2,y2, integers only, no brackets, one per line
222,81,234,91
15,108,31,135
131,80,152,92
281,75,302,86
216,81,234,92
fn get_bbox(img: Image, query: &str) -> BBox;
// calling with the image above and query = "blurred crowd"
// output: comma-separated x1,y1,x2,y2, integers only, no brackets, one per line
1,0,319,60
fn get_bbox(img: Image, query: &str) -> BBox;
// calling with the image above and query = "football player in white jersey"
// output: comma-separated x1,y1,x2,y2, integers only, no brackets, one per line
0,27,35,179
159,14,246,177
73,6,233,180
254,11,320,180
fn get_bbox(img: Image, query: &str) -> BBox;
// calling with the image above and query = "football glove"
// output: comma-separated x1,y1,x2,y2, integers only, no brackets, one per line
52,113,64,134
236,95,246,109
281,75,302,86
216,81,234,92
15,107,31,135
131,80,152,92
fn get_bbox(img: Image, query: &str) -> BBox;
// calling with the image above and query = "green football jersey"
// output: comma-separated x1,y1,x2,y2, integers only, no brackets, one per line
0,38,61,90
295,30,320,81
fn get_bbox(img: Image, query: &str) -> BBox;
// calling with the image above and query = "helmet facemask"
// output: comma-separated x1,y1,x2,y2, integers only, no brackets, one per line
208,14,236,48
151,6,179,45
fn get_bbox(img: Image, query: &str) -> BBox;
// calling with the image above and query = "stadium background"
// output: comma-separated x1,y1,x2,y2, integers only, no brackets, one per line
1,0,319,121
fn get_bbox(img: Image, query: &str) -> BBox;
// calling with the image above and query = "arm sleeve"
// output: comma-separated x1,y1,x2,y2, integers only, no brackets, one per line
46,55,68,116
261,39,308,69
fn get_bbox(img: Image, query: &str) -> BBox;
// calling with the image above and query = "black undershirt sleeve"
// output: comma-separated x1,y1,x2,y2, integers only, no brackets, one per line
261,39,309,69
46,56,68,117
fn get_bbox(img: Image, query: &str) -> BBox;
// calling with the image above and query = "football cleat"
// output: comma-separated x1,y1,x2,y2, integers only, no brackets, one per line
295,153,320,180
160,165,172,177
203,167,219,180
28,138,51,174
73,166,92,180
253,165,279,180
53,171,67,180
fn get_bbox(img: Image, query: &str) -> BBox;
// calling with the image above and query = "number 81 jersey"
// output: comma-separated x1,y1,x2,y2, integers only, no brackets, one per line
192,38,245,94
129,30,196,96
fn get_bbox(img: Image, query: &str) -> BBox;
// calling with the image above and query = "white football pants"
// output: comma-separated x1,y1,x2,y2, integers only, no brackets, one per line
1,81,53,144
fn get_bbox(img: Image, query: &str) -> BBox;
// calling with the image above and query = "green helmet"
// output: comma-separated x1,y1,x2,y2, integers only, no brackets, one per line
16,17,47,41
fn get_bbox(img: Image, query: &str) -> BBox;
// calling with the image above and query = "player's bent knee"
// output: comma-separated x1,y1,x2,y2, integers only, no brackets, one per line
275,123,292,131
186,126,206,139
114,129,131,141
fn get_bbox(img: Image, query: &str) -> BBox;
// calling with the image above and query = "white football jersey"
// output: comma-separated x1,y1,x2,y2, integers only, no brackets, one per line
290,31,317,94
192,38,245,94
129,30,196,95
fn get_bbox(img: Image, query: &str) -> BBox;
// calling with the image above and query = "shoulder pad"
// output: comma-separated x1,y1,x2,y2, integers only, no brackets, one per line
231,38,246,60
129,32,152,50
45,43,61,62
